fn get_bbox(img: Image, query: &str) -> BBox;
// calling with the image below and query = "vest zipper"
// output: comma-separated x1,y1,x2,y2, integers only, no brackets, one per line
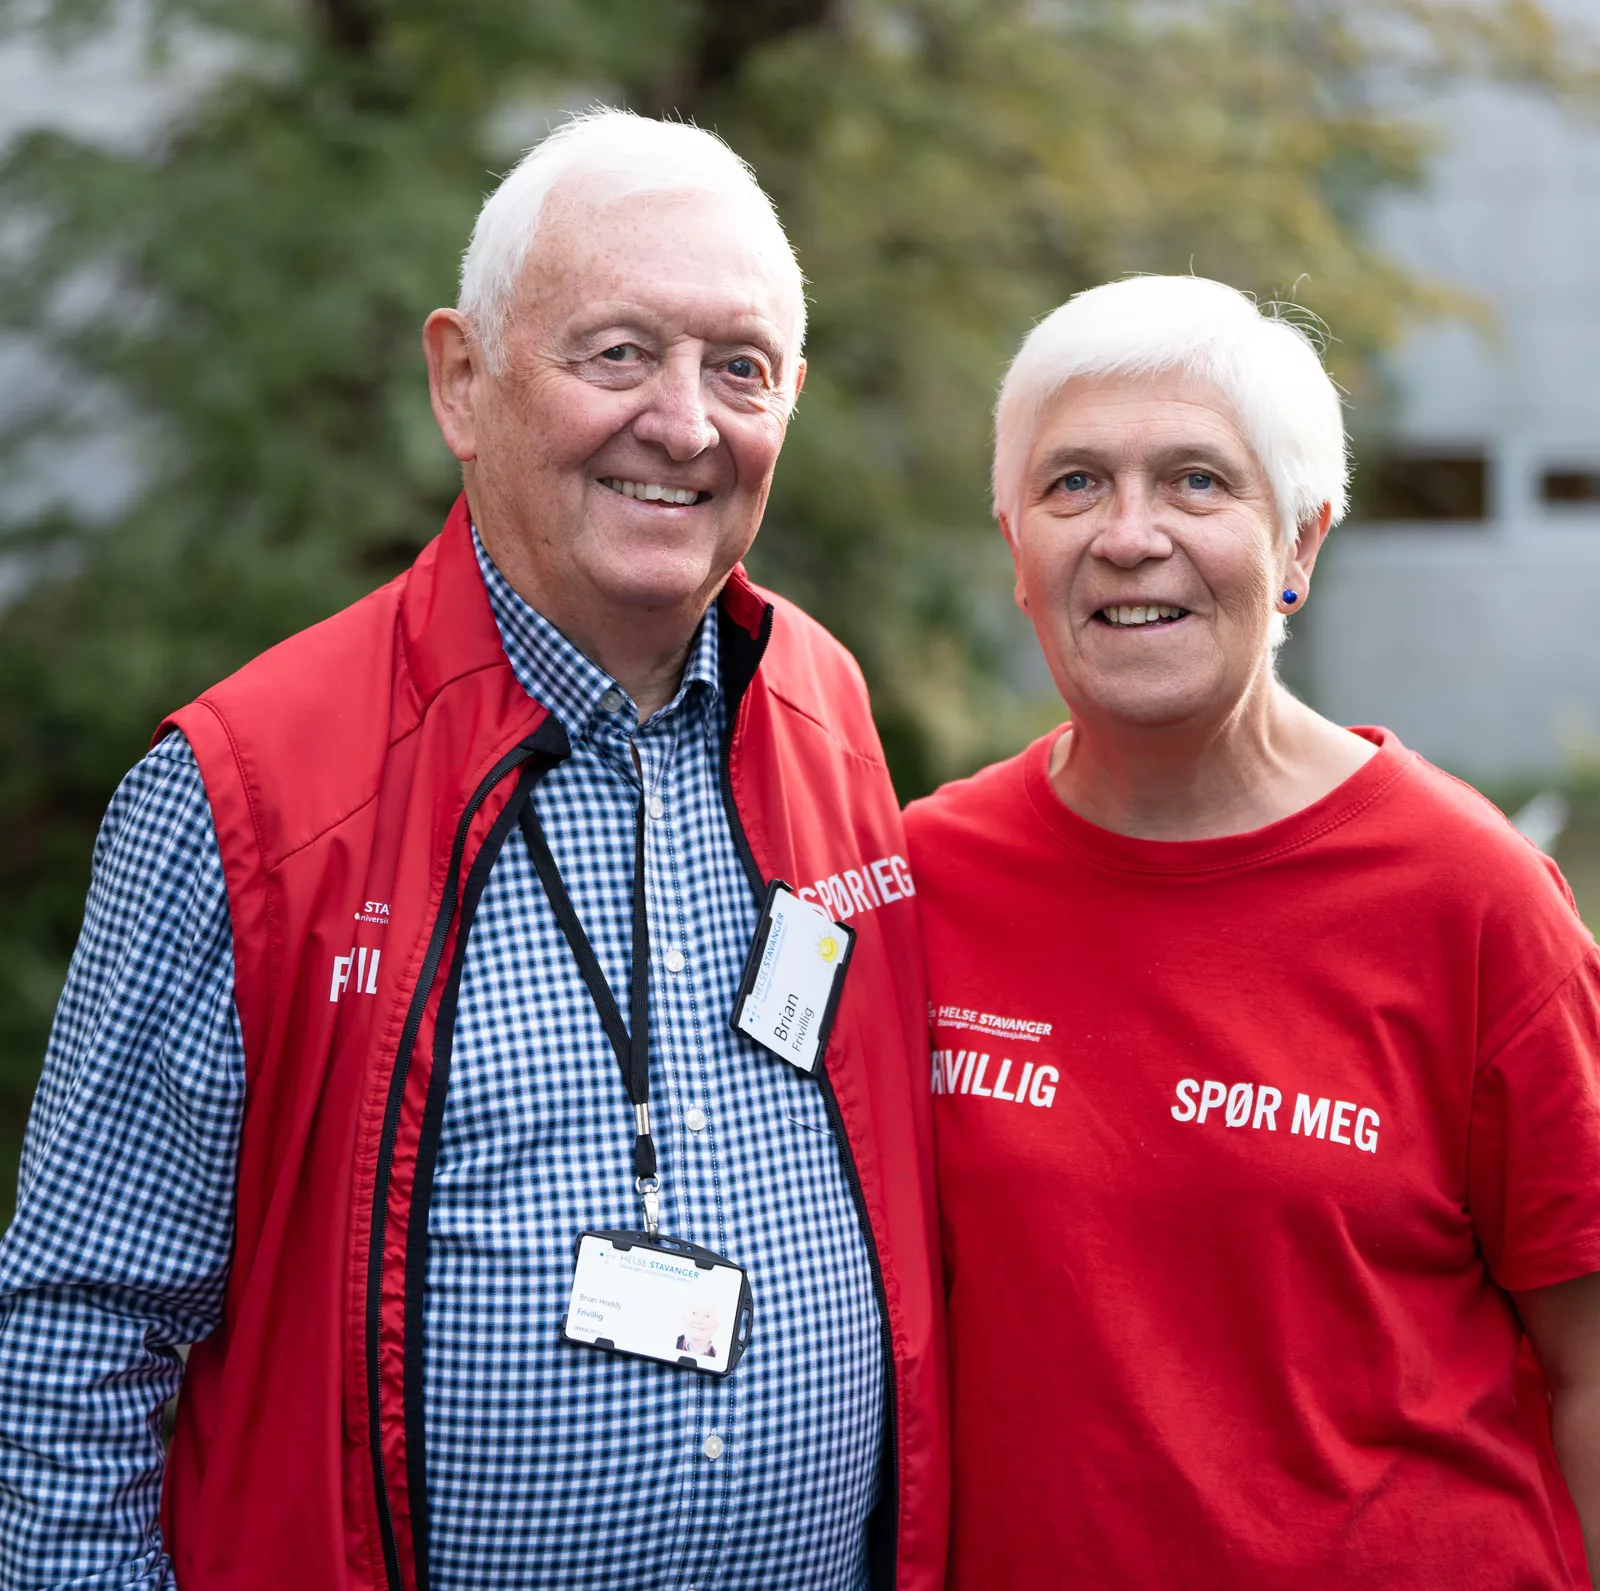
716,603,900,1588
366,737,545,1591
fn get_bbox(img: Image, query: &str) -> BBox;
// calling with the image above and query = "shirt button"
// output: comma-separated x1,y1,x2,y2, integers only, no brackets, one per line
685,1106,707,1133
664,948,686,974
702,1432,725,1461
599,688,624,713
647,795,665,820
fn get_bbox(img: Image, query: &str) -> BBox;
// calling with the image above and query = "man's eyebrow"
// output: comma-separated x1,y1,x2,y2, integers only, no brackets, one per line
709,323,788,373
563,314,792,381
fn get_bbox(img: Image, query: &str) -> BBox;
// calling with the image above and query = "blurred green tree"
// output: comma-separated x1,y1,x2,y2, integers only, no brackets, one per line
0,0,1587,1152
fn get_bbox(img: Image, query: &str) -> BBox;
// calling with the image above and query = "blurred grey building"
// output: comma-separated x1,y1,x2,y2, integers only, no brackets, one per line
1309,72,1600,781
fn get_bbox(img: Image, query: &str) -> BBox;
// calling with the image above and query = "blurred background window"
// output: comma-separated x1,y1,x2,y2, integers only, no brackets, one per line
1364,453,1489,522
1541,468,1600,507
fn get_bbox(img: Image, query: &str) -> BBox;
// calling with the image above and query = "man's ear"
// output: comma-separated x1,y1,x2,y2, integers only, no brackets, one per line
423,309,480,463
1283,501,1335,599
780,356,807,420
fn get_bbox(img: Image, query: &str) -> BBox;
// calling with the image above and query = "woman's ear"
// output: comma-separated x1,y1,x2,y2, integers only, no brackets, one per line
1280,502,1334,608
999,511,1030,615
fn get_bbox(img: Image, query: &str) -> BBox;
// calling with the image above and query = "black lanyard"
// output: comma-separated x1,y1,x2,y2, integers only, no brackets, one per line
518,794,662,1234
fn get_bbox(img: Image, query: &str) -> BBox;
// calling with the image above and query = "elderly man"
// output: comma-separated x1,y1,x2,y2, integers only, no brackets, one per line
0,112,945,1591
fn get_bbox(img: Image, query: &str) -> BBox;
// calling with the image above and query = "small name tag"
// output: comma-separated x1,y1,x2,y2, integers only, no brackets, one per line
732,882,854,1073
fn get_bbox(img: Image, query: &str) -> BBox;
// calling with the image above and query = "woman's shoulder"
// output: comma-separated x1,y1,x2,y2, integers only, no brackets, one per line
1388,746,1567,872
1373,739,1587,936
903,732,1053,847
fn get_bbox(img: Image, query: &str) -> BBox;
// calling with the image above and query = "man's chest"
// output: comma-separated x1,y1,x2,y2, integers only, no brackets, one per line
440,741,769,1157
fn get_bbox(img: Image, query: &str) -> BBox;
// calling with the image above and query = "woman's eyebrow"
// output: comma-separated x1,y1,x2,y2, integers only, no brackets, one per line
1146,442,1246,476
1030,443,1115,480
1031,440,1246,480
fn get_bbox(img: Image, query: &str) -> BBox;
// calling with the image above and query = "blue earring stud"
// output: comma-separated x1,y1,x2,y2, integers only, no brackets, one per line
1281,589,1299,606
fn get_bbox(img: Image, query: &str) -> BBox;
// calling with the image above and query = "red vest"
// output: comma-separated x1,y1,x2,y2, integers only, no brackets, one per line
155,497,948,1590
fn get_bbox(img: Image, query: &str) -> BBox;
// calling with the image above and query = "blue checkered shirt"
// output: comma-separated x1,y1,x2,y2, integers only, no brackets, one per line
0,533,885,1590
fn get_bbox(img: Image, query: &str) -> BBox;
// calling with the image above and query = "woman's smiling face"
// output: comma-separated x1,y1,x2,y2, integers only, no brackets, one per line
1004,370,1305,734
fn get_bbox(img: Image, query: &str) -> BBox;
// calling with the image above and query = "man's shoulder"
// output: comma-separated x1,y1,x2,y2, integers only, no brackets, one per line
747,580,865,685
157,571,420,872
737,578,883,767
184,569,412,728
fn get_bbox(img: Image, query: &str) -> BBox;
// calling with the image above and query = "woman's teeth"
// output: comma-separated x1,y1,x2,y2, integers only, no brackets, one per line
1100,604,1186,626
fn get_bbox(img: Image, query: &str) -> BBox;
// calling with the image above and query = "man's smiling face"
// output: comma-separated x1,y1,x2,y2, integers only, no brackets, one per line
460,182,803,632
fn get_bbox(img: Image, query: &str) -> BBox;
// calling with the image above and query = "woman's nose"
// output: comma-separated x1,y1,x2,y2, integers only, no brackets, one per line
1092,485,1171,565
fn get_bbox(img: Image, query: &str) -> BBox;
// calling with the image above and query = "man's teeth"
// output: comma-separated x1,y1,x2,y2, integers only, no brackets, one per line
601,478,700,505
1101,604,1186,626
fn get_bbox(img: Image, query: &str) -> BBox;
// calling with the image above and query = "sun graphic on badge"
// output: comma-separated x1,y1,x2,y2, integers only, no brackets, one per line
818,934,840,963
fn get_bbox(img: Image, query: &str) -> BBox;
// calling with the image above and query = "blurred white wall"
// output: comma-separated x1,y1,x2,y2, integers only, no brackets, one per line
1310,68,1600,779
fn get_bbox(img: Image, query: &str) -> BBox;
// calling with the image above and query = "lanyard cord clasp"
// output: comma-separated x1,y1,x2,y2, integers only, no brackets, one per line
633,1101,660,1237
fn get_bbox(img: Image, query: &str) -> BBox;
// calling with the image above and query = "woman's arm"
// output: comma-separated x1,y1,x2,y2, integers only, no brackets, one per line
1517,1270,1600,1588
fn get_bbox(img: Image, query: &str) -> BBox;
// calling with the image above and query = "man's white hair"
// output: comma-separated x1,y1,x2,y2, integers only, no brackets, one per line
992,275,1349,544
458,108,806,376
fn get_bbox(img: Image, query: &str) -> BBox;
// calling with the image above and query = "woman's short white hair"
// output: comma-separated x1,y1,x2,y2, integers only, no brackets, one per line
458,108,806,375
992,275,1349,545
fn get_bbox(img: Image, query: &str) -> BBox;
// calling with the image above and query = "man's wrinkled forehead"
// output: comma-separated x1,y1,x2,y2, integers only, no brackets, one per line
522,176,805,354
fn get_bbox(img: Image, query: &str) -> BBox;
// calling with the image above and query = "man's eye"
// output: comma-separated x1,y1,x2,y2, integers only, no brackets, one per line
726,356,759,379
1060,471,1091,492
1185,471,1215,490
600,345,636,363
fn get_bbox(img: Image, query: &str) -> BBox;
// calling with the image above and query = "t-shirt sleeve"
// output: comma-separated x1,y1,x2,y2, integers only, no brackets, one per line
1469,948,1600,1292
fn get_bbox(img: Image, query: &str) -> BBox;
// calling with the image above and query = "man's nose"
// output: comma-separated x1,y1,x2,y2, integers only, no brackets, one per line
632,354,719,460
1091,481,1172,567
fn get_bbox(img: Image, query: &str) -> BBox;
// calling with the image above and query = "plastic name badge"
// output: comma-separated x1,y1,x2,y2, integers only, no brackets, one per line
731,881,855,1072
561,1230,753,1376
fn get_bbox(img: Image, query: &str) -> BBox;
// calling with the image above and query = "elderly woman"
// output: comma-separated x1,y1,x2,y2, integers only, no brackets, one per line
905,275,1600,1589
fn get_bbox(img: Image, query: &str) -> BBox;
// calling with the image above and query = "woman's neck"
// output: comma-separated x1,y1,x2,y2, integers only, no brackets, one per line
1049,682,1377,841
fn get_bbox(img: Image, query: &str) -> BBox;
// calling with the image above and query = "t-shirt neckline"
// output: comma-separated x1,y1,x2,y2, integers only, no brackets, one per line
1022,724,1410,876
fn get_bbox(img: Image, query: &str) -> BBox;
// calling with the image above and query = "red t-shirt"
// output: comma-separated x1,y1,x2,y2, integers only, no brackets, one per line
904,726,1600,1590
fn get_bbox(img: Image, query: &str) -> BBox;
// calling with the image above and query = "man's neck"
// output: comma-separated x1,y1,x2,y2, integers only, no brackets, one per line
1049,681,1374,842
524,587,703,722
475,519,709,722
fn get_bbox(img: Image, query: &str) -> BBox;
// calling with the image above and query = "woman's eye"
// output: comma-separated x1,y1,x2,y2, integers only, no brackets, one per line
1185,471,1215,490
1060,471,1091,492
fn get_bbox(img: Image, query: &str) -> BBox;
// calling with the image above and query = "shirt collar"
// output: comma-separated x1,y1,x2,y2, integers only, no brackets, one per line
472,525,721,739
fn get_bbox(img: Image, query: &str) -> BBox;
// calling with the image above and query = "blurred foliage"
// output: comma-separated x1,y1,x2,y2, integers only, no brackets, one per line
0,0,1591,1127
